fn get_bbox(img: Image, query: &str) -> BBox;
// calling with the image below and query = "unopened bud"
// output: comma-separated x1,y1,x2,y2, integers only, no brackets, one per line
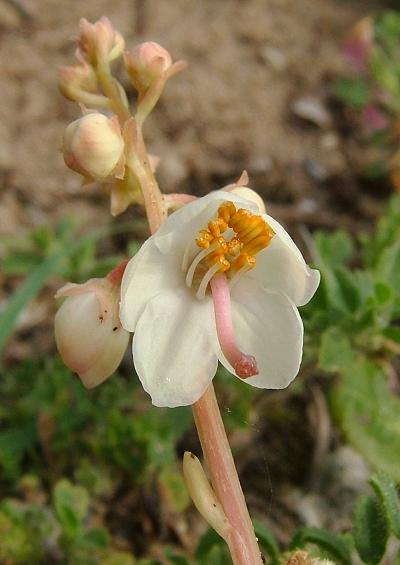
63,113,125,181
55,269,129,388
77,17,125,65
58,60,98,100
228,186,266,214
124,41,172,92
182,452,231,540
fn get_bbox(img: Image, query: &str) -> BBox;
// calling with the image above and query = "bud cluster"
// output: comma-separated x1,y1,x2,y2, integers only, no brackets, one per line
59,17,185,217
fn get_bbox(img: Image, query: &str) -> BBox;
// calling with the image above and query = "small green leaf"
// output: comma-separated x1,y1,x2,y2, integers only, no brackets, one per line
331,358,400,481
333,78,370,108
289,526,352,564
253,519,280,564
319,329,354,373
353,494,389,564
78,527,110,550
164,547,189,564
370,471,400,539
53,480,89,537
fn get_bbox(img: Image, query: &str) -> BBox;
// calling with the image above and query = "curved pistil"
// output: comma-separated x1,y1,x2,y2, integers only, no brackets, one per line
210,273,259,379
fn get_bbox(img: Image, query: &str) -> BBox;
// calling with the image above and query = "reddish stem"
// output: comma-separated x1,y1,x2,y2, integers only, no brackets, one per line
192,385,263,564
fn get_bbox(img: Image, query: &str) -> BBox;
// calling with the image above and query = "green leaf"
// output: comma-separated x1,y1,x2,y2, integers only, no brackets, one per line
53,480,89,538
164,547,189,564
314,230,355,267
353,494,389,564
331,358,400,481
0,222,132,352
319,329,355,373
253,519,280,564
289,526,352,564
370,471,400,539
78,527,110,550
333,78,371,108
195,529,230,564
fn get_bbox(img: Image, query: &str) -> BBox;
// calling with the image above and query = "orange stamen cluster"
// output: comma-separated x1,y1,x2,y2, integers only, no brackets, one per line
195,201,274,277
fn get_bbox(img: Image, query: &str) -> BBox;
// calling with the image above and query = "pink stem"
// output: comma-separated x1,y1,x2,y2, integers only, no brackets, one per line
210,273,258,379
192,385,263,565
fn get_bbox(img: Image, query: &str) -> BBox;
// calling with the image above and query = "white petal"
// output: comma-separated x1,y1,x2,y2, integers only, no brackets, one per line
120,238,182,331
219,278,304,389
133,289,218,407
252,214,320,306
154,190,259,254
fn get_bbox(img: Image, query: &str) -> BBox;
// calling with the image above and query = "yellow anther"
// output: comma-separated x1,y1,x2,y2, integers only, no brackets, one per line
243,234,273,255
196,229,214,248
229,208,252,231
231,253,256,273
216,255,230,272
227,237,242,257
218,201,236,223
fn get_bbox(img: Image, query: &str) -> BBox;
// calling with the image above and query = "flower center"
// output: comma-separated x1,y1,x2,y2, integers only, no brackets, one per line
182,200,274,379
184,201,274,299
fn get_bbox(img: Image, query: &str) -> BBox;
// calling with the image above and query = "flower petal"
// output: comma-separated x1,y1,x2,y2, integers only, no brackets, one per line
133,289,219,407
219,278,304,389
120,238,182,331
252,214,320,306
154,190,259,254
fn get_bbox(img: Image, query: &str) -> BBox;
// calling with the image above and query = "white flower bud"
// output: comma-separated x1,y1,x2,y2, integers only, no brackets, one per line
55,273,129,388
63,113,125,181
77,17,125,65
124,41,172,92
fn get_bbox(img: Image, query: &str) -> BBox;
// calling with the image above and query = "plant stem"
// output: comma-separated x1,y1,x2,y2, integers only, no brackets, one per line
192,385,263,565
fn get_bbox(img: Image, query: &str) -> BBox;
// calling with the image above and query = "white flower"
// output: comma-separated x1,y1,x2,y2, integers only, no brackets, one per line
120,190,320,408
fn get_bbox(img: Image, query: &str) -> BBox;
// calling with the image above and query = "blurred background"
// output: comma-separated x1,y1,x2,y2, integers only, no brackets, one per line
1,0,400,563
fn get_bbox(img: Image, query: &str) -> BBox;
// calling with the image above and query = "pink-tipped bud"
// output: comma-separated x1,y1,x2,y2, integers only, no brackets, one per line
124,41,172,92
77,17,125,65
55,272,129,389
63,113,125,181
58,60,98,100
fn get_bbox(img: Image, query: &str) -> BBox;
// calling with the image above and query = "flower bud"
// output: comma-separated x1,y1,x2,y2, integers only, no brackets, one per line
55,269,129,389
58,60,98,100
63,113,125,181
227,186,266,214
124,41,172,92
77,17,125,65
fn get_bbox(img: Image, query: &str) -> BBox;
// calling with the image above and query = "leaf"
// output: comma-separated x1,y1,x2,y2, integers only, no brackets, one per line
353,494,389,564
289,526,352,564
195,529,230,564
314,230,355,267
78,527,110,550
53,480,89,538
370,471,400,539
0,222,132,352
164,547,189,564
331,357,400,481
332,78,371,108
319,329,355,373
253,520,280,564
